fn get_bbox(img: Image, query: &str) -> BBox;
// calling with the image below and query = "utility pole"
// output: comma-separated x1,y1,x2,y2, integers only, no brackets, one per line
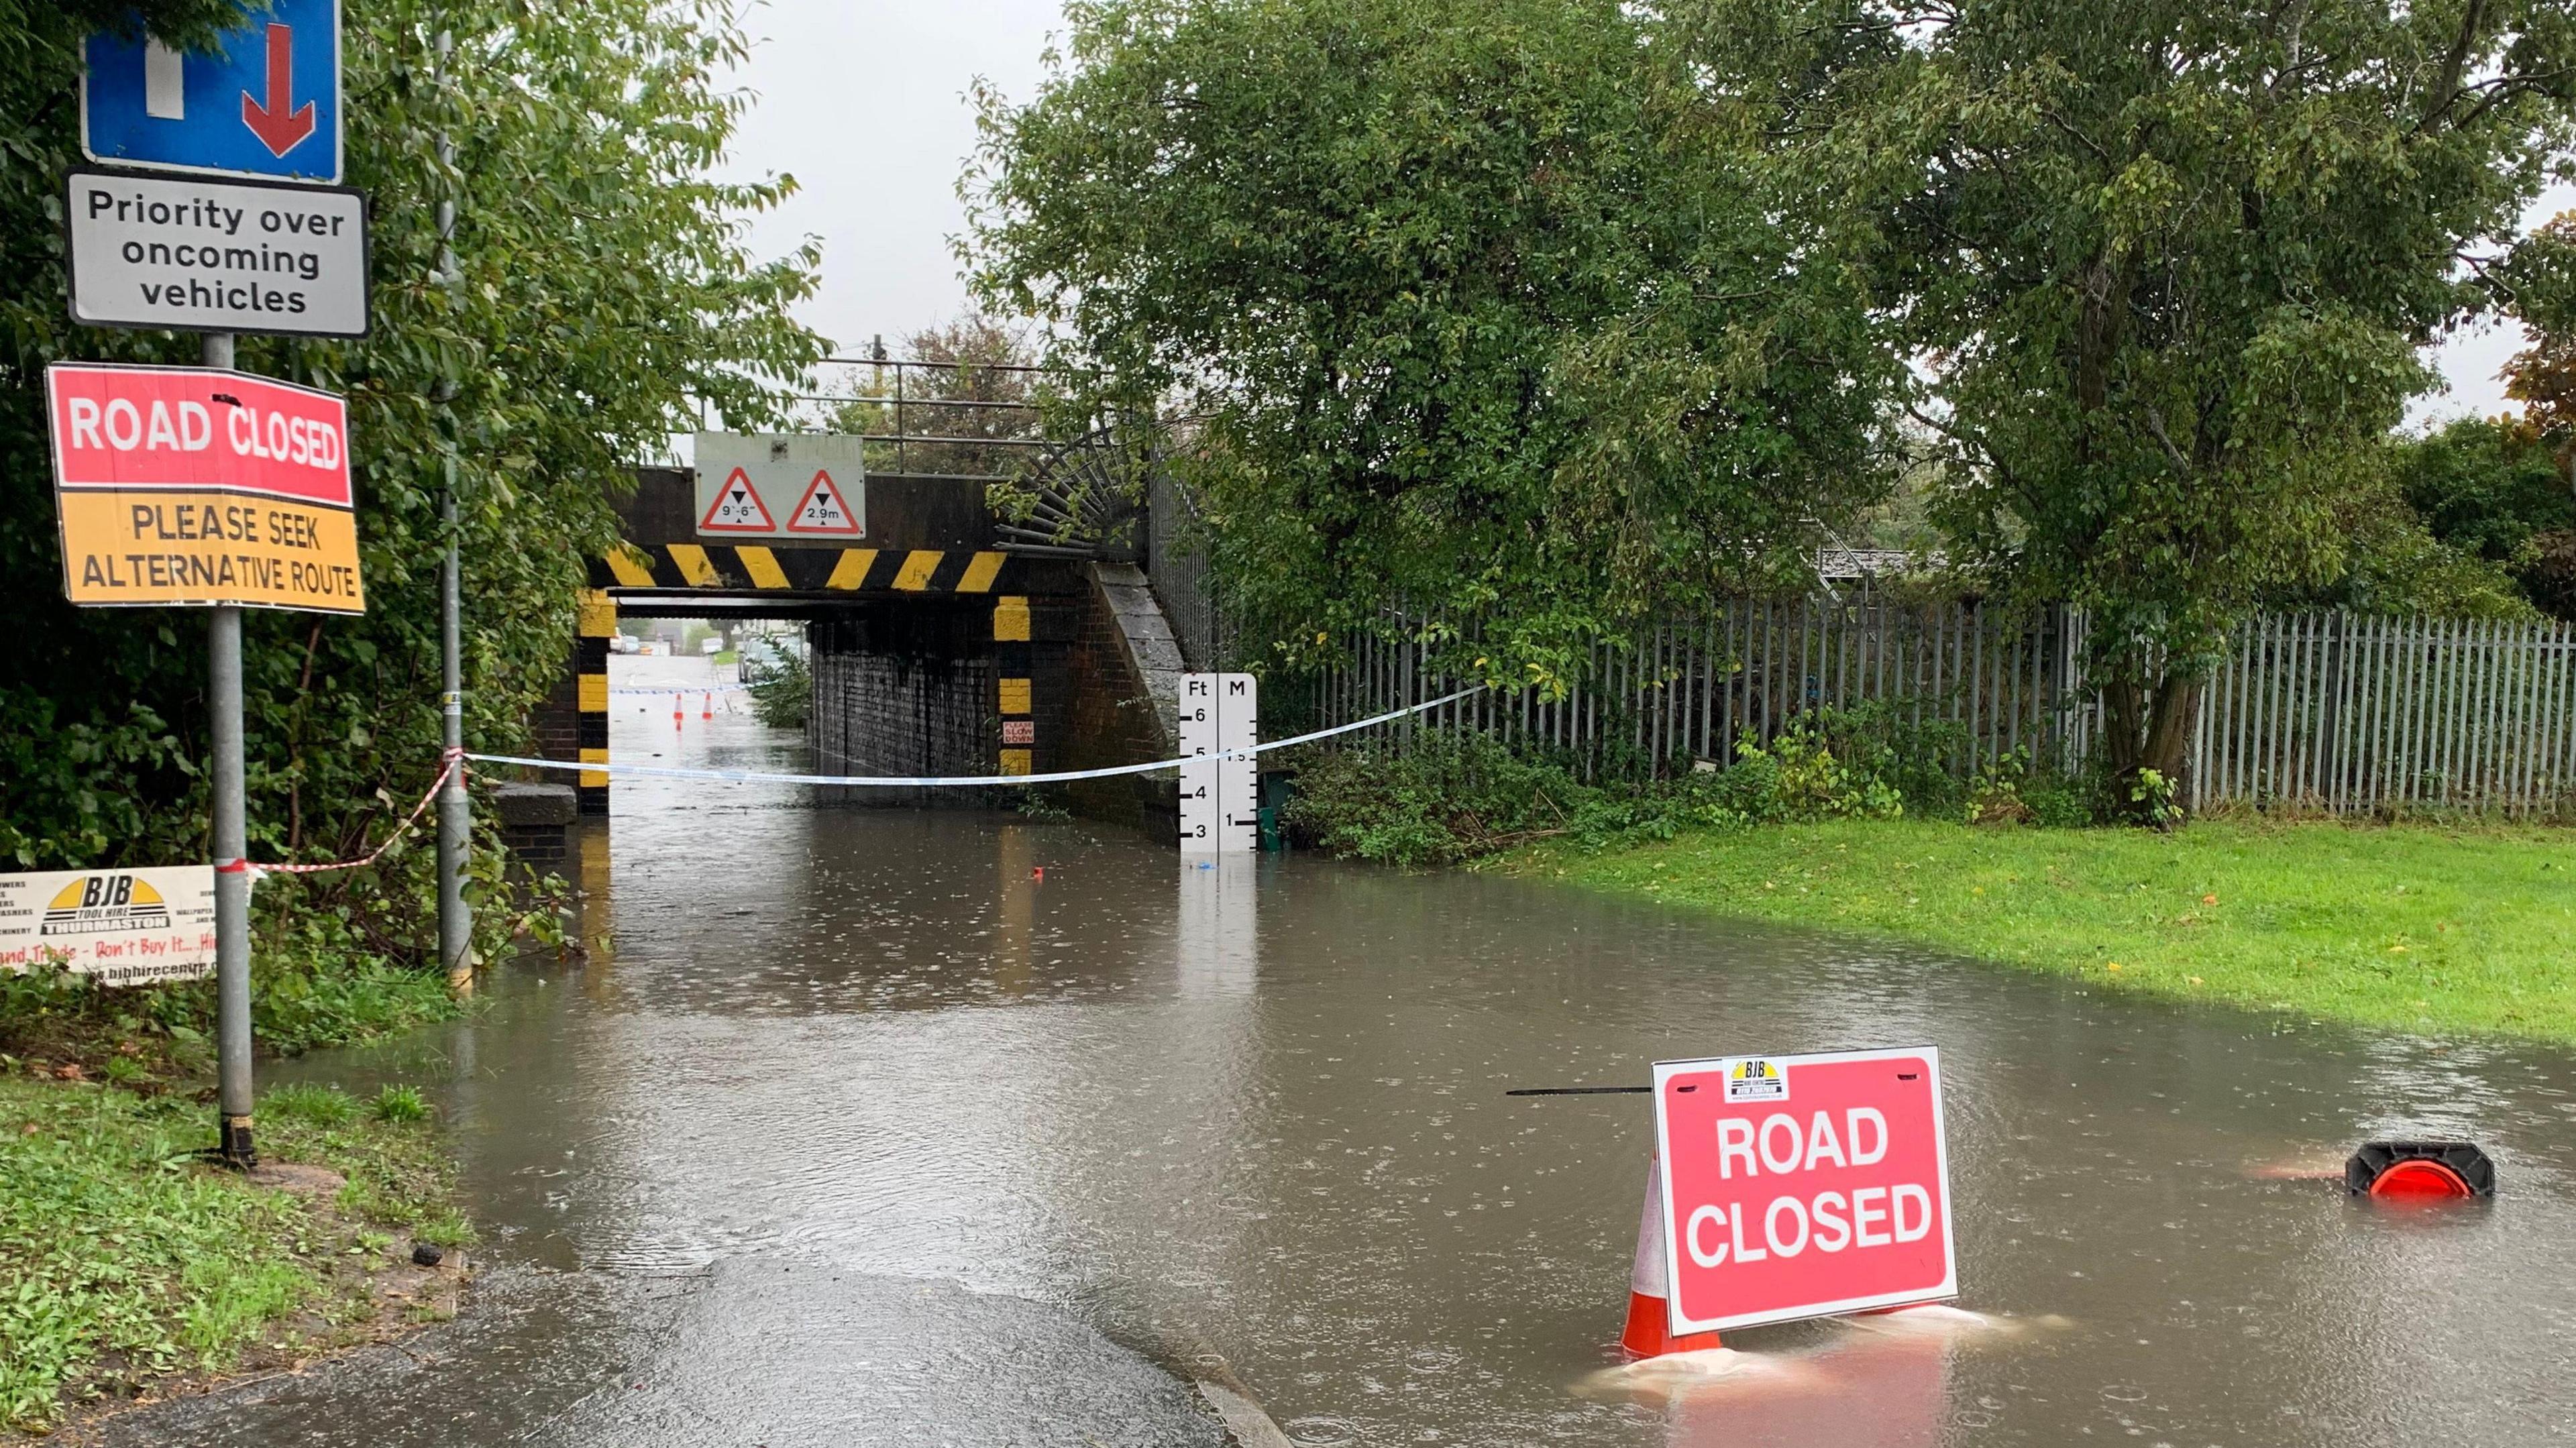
205,330,256,1169
433,26,474,991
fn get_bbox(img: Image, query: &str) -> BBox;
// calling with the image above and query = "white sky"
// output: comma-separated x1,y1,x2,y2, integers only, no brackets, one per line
714,1,2570,428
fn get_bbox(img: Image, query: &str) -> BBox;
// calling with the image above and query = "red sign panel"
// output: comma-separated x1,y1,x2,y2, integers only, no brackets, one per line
1653,1046,1955,1332
46,362,352,506
45,361,362,612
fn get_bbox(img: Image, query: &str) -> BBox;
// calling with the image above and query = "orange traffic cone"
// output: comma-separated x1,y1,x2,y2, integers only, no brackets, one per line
701,691,713,720
672,697,684,730
1621,1154,1723,1357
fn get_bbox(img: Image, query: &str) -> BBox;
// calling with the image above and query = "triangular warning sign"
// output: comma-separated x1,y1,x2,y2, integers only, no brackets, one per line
785,469,861,535
700,467,779,532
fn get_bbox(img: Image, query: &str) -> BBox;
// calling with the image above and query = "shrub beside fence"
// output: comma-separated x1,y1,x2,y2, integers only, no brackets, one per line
1307,598,2576,818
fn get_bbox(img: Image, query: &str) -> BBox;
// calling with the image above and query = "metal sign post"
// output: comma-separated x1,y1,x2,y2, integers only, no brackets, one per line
433,27,472,993
202,332,257,1165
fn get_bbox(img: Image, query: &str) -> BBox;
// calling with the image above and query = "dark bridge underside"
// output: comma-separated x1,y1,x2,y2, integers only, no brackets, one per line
547,465,1155,826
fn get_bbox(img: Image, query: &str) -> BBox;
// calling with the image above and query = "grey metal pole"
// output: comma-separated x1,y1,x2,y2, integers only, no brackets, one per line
204,330,256,1169
433,27,473,990
437,467,469,987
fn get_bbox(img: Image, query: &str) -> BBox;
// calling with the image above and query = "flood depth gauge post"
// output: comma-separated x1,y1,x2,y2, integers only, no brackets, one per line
1179,673,1258,853
68,0,368,1166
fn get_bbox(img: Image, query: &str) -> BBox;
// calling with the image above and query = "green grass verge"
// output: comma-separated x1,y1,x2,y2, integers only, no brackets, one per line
1506,818,2576,1043
0,1076,473,1433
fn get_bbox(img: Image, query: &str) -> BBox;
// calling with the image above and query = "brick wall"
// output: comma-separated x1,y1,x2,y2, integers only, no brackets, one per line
529,647,582,763
1061,566,1182,830
794,574,1177,834
810,603,1001,805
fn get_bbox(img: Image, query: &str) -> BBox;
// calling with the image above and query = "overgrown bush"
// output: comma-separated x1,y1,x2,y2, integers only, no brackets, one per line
0,895,462,1084
1283,704,2074,868
1964,748,2094,828
748,650,811,731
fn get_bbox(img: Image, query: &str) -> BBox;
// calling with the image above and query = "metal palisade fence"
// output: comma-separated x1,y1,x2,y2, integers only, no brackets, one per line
1146,471,1235,671
1309,598,2576,818
2190,612,2576,816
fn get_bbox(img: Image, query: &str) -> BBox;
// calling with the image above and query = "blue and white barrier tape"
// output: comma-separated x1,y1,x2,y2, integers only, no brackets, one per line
468,685,1483,789
610,684,753,696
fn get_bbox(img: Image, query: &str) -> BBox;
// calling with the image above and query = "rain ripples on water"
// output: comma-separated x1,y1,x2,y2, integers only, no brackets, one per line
264,654,2576,1447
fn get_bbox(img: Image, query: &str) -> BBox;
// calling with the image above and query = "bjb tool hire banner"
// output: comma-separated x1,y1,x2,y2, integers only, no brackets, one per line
0,867,217,987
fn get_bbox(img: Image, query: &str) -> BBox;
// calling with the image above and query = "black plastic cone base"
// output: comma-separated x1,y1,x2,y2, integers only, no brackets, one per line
2345,1139,2493,1196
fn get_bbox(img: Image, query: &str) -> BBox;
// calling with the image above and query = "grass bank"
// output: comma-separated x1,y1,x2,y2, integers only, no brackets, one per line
1505,819,2576,1043
0,900,490,1431
0,1076,472,1433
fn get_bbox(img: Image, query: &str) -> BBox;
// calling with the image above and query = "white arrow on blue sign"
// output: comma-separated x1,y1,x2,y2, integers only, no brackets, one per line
82,0,343,185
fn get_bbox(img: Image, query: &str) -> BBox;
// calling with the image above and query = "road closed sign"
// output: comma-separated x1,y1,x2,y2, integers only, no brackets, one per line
45,361,364,613
1652,1046,1955,1333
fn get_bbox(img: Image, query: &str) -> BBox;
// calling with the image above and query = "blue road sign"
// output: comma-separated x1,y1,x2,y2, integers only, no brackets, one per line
82,0,342,184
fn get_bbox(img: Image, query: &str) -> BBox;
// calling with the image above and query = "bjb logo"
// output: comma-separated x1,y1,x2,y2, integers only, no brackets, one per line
41,873,173,936
1725,1057,1789,1103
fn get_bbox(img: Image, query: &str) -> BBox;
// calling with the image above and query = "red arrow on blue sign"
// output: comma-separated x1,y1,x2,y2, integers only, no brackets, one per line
239,24,316,158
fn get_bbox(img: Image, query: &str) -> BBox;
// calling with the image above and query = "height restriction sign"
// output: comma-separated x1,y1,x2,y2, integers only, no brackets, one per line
1652,1046,1956,1332
45,362,364,614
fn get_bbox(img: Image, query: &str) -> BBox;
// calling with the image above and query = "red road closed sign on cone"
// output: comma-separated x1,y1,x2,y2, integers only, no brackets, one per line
1651,1046,1955,1334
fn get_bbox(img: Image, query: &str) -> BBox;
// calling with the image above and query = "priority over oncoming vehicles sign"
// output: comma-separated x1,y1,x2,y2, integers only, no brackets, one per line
1652,1046,1956,1333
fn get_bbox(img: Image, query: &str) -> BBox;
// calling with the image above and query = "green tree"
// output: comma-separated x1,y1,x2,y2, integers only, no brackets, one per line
2503,211,2576,443
2396,415,2574,565
967,0,1900,691
1715,0,2576,808
1,3,820,960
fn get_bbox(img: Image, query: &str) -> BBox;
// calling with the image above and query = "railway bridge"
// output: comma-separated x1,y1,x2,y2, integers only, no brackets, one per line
529,358,1215,831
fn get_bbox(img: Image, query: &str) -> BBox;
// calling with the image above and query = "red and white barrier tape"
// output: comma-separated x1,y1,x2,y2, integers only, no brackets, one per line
221,750,464,881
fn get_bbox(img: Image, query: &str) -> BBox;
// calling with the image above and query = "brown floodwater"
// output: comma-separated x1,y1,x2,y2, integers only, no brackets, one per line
263,654,2576,1446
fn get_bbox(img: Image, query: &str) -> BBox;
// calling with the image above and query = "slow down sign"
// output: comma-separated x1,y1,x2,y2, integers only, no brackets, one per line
1652,1046,1956,1333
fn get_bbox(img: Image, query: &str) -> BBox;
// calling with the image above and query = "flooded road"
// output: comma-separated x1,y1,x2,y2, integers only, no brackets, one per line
146,655,2576,1444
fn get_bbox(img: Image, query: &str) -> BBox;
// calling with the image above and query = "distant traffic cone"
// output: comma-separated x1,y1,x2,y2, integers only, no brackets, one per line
673,697,684,729
701,691,713,720
1622,1154,1723,1357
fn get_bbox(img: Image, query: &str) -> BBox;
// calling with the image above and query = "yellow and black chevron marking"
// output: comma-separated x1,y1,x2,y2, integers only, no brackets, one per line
596,543,1012,596
996,595,1033,777
574,588,615,814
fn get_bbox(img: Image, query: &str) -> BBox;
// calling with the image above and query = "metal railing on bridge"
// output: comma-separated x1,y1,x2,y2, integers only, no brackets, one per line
695,356,1075,483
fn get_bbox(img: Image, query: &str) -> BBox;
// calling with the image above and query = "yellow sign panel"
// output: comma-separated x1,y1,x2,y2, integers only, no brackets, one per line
57,488,365,613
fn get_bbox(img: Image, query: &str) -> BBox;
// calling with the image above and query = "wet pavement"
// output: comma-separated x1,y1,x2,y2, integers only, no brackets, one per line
109,653,2576,1445
101,1261,1226,1447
